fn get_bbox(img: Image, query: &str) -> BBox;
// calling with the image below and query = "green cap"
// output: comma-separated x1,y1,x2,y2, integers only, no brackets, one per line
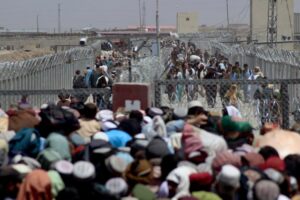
221,116,253,133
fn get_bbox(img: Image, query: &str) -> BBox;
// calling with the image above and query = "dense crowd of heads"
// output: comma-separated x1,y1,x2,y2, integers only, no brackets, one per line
1,95,300,200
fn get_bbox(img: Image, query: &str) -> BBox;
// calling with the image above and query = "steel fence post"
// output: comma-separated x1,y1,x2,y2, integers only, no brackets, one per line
154,80,161,107
281,82,290,129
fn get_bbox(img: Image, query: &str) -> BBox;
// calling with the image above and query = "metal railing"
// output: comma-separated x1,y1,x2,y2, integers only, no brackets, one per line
209,42,300,79
0,47,95,91
171,34,300,80
0,41,100,109
0,88,111,110
1,78,299,130
154,79,300,129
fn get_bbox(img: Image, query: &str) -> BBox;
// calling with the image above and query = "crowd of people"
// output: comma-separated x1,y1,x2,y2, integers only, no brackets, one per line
1,39,299,200
2,87,300,200
165,40,281,125
69,54,122,109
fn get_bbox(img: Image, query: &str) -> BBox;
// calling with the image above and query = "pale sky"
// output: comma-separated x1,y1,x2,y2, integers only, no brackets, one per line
0,0,300,32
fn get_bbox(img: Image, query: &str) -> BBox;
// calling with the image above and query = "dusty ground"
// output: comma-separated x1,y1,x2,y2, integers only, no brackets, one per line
0,49,52,62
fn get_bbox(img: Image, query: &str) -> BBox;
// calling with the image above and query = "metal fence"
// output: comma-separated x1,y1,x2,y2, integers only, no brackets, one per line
0,45,97,109
0,88,111,110
209,42,300,79
1,33,300,130
175,34,300,80
0,47,95,90
154,79,300,129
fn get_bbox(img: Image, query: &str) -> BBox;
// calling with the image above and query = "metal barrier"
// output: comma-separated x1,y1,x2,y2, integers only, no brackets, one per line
1,78,299,130
0,47,95,91
0,88,111,110
154,79,300,129
209,42,300,79
0,43,100,109
173,34,300,80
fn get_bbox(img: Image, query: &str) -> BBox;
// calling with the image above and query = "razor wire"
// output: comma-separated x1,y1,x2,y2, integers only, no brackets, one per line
173,33,300,76
107,33,300,84
118,35,300,117
0,46,95,90
154,79,300,129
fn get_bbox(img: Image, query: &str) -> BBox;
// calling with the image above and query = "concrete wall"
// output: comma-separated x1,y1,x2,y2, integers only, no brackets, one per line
0,33,95,51
251,0,294,50
177,12,199,34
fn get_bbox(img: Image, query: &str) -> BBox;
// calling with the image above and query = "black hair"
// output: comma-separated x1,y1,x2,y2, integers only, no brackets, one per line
258,146,279,160
284,154,300,179
0,167,22,199
188,106,207,116
82,103,97,119
69,102,85,116
58,92,70,100
118,119,142,137
160,154,181,181
129,110,143,124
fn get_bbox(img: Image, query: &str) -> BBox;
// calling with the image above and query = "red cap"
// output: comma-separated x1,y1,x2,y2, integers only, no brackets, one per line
260,156,285,172
189,172,213,186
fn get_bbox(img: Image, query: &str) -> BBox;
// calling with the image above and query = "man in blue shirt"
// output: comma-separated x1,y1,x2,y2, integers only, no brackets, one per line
84,66,93,88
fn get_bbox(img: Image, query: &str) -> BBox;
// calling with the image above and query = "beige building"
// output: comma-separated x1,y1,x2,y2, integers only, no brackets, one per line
251,0,294,50
295,13,300,38
177,12,199,33
294,13,300,50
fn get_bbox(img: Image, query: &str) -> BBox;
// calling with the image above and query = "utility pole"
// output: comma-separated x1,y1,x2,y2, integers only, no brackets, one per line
249,0,253,43
138,0,142,32
226,0,230,32
156,0,160,61
36,15,39,33
58,3,61,33
142,0,146,30
267,0,278,48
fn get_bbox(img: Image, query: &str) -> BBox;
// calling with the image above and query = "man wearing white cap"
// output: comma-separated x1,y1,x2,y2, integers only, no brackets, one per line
215,164,241,200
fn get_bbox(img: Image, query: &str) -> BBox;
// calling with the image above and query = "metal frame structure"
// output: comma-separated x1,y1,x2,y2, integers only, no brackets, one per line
267,0,278,48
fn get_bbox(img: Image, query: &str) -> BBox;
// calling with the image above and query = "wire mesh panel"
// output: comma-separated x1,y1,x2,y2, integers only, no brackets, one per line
0,88,111,111
155,79,300,130
0,43,98,111
0,47,95,91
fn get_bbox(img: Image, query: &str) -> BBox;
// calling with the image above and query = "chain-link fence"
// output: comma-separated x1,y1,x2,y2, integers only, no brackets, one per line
1,33,300,130
0,42,101,109
209,42,300,79
0,88,111,110
169,34,300,81
154,79,300,129
0,47,95,90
